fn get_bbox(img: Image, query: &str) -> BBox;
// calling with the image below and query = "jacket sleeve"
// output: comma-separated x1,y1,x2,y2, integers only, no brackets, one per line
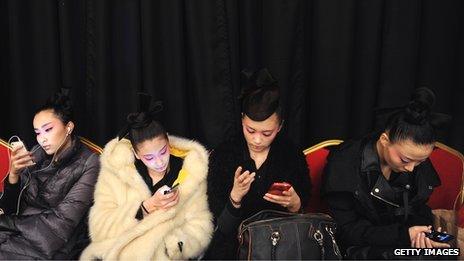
88,167,142,242
0,177,21,215
325,191,411,247
0,154,100,259
164,184,214,259
206,148,243,234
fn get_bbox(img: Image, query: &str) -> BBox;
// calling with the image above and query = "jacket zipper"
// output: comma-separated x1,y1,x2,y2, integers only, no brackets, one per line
370,191,400,207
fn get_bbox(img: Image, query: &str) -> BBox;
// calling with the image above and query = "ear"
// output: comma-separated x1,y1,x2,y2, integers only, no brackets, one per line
379,132,390,147
277,120,284,132
67,121,75,134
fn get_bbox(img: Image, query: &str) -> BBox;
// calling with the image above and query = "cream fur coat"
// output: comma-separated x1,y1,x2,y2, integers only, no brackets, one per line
80,136,214,260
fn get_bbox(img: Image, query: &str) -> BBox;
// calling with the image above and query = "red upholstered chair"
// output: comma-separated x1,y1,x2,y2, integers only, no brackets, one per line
303,139,343,213
427,142,464,210
0,139,11,192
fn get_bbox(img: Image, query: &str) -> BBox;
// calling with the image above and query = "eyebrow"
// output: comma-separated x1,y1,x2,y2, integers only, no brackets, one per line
143,144,167,157
34,122,53,130
246,125,274,133
400,154,427,162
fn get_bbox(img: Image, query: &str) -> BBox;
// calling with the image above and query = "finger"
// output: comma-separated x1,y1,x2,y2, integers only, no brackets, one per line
14,156,34,165
13,163,32,171
425,237,433,248
263,195,280,204
242,173,256,184
436,227,442,232
419,233,426,248
163,198,179,209
12,151,31,161
282,187,294,196
411,238,415,248
234,166,242,179
431,241,451,248
263,194,290,206
414,233,421,248
238,171,250,182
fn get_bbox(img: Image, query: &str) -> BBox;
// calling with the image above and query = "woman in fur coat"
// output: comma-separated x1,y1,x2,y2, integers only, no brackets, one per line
81,95,213,260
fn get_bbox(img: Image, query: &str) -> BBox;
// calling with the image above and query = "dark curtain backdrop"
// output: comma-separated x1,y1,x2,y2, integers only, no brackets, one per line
1,0,463,152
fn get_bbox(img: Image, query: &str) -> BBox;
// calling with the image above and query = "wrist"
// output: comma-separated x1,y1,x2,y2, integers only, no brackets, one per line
229,193,242,208
141,201,149,214
8,173,19,184
287,201,301,213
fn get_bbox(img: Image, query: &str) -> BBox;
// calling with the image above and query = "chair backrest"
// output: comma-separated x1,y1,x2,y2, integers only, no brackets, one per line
427,142,464,210
303,139,343,213
0,139,11,192
79,136,103,155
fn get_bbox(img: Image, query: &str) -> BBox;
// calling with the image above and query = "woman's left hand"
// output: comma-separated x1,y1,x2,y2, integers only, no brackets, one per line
263,186,301,213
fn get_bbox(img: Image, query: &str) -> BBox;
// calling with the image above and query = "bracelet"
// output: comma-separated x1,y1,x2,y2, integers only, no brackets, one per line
229,194,241,207
141,202,149,214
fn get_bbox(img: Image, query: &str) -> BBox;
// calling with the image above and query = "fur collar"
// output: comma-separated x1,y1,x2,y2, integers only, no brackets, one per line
100,135,209,202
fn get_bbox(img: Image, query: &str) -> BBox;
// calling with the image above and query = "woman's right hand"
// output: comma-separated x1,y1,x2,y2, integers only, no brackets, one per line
409,226,451,248
229,166,256,207
142,185,179,214
9,144,35,184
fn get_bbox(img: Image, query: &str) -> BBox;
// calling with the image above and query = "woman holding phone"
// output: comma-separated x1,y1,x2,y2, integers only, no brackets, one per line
81,94,213,260
321,88,451,259
0,89,100,259
205,69,312,259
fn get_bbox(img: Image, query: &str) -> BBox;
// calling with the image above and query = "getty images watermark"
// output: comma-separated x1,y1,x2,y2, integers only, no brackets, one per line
394,248,460,257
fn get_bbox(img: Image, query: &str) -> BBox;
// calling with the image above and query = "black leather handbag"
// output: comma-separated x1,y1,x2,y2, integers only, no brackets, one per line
237,210,342,260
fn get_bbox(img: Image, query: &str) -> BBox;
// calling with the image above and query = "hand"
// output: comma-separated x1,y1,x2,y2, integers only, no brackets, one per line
410,226,451,248
263,186,301,212
142,185,179,214
9,144,35,184
230,166,255,207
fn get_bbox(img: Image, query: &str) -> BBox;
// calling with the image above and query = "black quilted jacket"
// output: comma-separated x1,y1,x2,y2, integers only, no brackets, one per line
0,136,100,259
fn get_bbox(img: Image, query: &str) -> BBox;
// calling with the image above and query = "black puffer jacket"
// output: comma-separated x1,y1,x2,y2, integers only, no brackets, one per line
0,136,100,259
321,133,440,259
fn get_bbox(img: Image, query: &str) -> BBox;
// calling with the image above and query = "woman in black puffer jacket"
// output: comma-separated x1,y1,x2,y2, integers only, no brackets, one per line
0,89,100,259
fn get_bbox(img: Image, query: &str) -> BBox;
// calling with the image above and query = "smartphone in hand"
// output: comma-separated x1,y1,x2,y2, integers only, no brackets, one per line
268,182,291,196
425,231,454,243
11,140,34,164
163,183,179,195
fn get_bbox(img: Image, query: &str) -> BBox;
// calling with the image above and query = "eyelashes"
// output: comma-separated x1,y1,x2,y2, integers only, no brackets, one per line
143,146,168,161
35,127,54,136
246,128,272,137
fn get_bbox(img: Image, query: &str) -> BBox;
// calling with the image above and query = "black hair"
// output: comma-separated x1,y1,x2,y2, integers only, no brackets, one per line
241,68,282,122
35,89,73,124
128,120,168,152
119,94,167,151
385,88,439,145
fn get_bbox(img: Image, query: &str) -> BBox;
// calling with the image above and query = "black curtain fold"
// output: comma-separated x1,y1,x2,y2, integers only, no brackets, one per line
1,0,463,152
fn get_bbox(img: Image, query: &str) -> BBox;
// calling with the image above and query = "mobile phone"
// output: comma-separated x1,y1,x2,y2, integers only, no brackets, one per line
11,140,27,153
11,140,35,164
268,182,291,195
163,183,179,195
425,231,454,243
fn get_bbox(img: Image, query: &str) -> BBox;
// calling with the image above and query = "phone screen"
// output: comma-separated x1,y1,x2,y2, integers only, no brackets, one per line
425,231,454,243
163,183,179,195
